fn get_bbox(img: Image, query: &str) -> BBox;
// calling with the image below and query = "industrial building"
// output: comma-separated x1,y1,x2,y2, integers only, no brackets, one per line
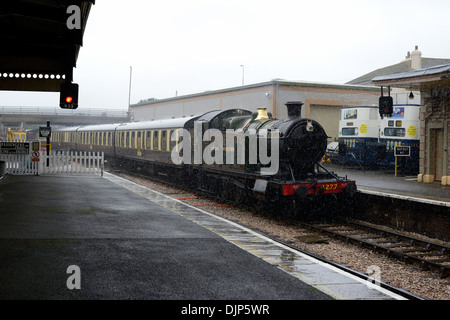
130,80,379,143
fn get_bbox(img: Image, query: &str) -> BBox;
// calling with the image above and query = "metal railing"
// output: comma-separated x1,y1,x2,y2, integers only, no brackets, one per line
0,106,128,118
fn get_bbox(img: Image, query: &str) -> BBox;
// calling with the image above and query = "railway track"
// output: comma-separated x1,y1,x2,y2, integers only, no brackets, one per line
295,219,450,278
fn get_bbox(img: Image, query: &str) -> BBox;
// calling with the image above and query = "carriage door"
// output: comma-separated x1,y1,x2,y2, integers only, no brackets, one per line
431,128,444,181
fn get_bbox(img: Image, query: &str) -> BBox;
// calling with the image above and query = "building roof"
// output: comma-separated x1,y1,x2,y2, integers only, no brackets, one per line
372,63,450,91
347,58,450,86
131,79,379,109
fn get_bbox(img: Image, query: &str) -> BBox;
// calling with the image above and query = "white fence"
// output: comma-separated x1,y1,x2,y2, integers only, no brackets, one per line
41,151,104,175
0,154,40,175
0,144,104,176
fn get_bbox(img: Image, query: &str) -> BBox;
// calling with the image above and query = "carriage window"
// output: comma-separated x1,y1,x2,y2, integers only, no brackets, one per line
137,131,142,149
131,131,136,148
161,130,167,151
146,131,151,149
121,132,125,147
125,132,129,148
153,131,159,150
342,128,358,136
169,130,177,151
384,128,405,137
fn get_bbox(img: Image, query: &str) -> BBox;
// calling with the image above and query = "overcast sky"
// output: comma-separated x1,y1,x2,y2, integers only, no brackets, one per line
1,0,450,110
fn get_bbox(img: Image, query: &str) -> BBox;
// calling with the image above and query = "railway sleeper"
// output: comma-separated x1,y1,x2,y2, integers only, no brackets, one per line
383,242,414,249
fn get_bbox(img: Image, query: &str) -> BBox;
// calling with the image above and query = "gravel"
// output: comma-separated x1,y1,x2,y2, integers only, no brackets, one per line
118,172,450,300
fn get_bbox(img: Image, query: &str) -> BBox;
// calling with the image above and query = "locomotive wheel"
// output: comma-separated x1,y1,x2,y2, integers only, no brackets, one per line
233,187,246,204
281,199,298,218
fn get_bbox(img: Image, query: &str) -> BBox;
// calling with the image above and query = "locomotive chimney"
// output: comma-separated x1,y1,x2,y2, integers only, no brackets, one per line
285,101,304,119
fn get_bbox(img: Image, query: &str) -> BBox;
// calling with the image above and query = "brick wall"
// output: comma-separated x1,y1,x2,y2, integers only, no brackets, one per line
419,88,450,183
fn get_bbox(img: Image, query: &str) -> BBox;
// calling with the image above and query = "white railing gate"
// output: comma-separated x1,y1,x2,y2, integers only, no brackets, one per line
0,141,104,176
41,151,104,175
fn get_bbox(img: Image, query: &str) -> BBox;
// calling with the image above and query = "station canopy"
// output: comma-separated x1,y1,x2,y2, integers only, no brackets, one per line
372,64,450,91
0,0,95,92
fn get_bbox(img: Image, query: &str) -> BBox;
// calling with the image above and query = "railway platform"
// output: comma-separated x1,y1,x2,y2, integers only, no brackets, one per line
0,173,405,302
323,163,450,206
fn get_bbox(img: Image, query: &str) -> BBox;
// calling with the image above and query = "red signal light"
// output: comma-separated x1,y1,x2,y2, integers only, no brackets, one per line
60,82,79,109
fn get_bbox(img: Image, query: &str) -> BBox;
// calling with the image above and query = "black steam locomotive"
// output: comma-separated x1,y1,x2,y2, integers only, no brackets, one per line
52,101,356,216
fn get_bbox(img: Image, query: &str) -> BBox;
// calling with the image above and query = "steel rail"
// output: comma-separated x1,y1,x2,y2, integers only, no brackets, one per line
295,219,450,278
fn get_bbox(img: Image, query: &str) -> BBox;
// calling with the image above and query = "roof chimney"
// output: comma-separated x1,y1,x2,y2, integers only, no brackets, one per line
411,45,422,70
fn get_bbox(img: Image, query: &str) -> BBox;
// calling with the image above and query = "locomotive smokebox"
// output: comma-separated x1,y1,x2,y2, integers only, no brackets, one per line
285,101,304,119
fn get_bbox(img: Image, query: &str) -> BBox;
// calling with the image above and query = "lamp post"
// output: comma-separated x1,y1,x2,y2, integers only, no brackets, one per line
128,66,132,118
240,65,244,86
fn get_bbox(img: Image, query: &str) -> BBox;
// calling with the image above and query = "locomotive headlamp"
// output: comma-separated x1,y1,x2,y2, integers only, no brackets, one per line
306,120,314,132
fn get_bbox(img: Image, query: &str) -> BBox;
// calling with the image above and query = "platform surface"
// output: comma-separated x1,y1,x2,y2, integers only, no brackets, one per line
0,173,404,300
323,163,450,206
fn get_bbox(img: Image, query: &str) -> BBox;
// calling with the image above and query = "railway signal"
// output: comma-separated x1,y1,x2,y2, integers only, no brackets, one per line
379,86,393,118
60,82,79,109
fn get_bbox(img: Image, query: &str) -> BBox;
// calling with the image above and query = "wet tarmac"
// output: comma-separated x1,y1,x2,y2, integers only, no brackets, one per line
0,173,405,300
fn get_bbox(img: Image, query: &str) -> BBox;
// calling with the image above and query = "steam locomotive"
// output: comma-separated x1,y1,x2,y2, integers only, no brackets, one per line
52,101,356,216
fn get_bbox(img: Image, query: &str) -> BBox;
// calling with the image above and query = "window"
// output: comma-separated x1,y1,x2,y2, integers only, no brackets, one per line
131,131,136,148
137,131,142,149
343,109,357,120
161,130,167,151
169,130,177,151
153,130,159,150
384,128,405,137
342,127,358,136
125,132,130,148
146,131,151,149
